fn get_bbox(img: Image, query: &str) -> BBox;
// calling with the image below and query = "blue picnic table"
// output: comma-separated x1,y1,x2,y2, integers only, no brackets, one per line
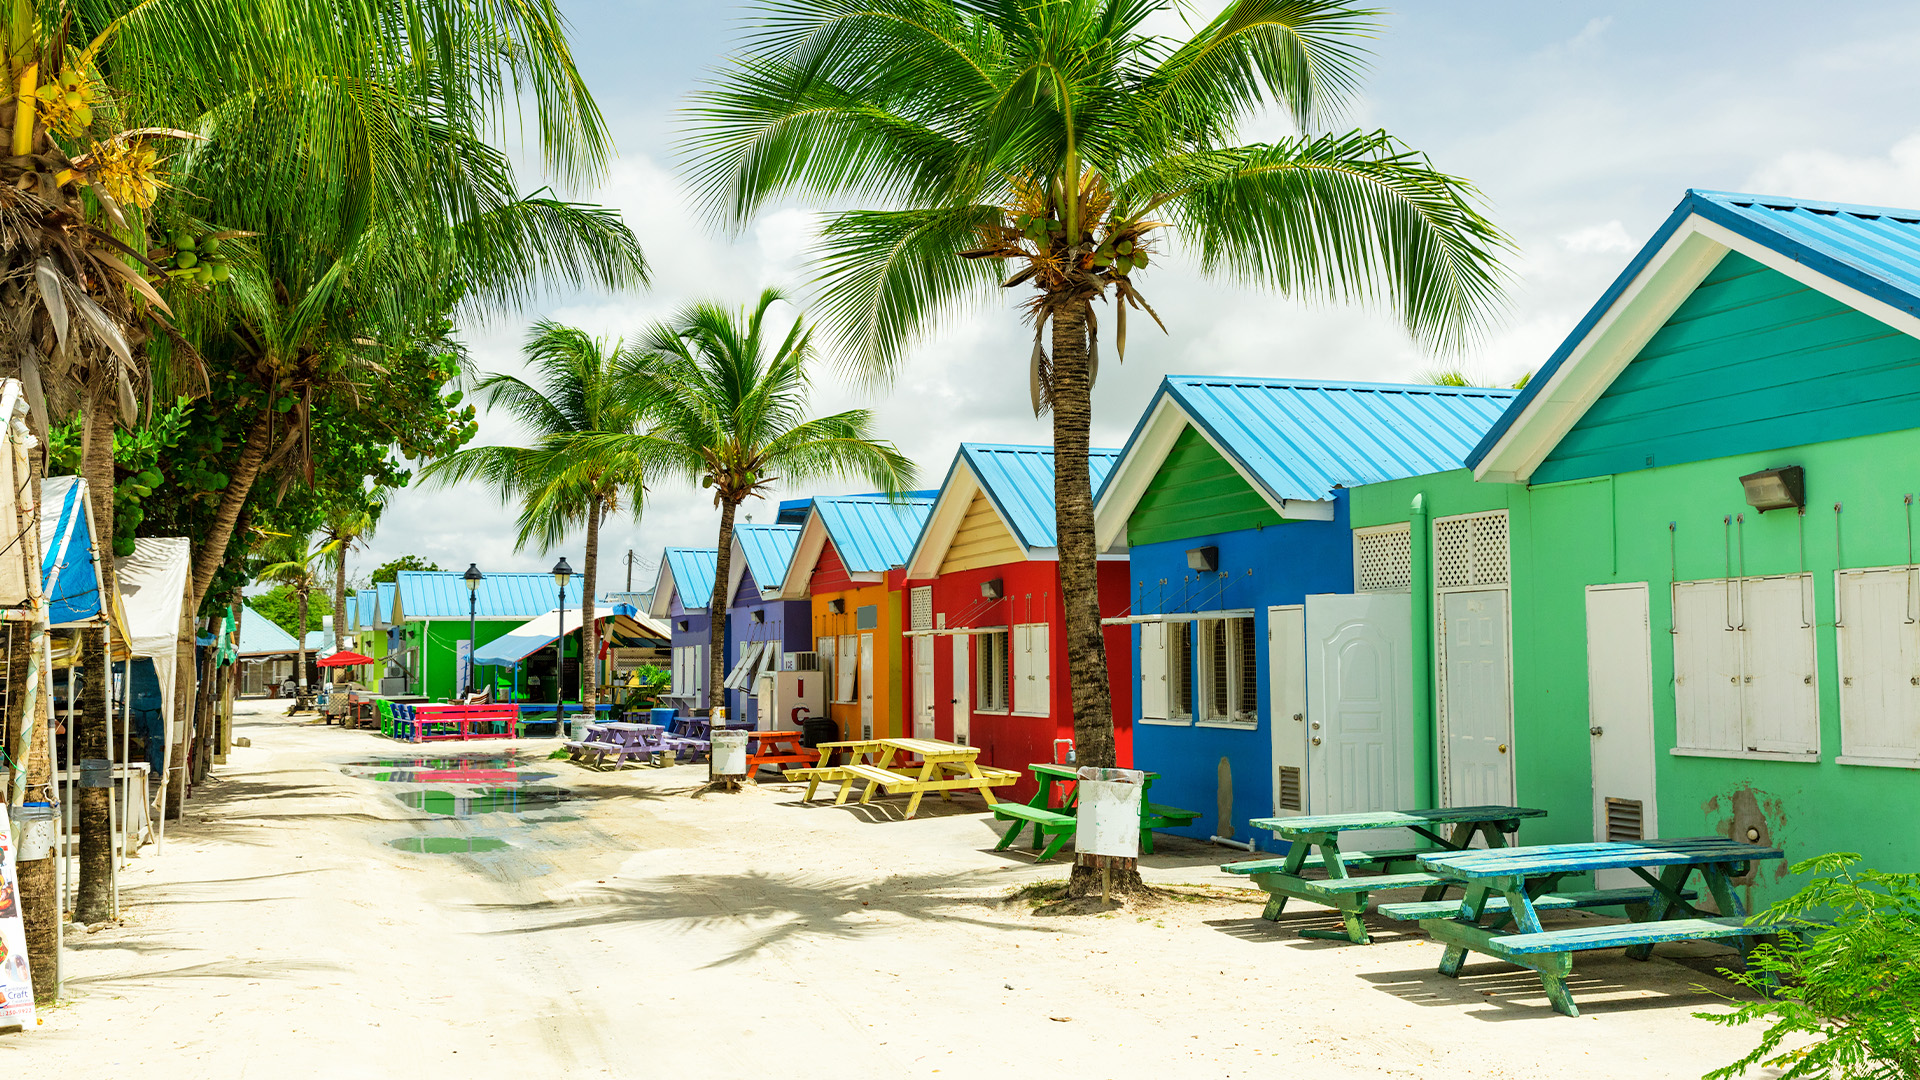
1402,838,1784,1017
1226,806,1548,944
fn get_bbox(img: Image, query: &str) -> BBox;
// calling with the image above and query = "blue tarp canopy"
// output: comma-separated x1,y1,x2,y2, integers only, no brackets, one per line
40,476,105,627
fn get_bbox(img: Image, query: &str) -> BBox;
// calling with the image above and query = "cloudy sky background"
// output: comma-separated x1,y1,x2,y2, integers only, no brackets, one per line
354,1,1920,593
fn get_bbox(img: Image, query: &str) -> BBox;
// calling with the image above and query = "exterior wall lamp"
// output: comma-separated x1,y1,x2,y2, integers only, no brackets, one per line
980,578,1003,600
827,598,845,614
1740,466,1805,513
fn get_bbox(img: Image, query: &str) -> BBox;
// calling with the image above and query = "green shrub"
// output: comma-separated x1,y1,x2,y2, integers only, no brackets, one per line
1698,852,1920,1079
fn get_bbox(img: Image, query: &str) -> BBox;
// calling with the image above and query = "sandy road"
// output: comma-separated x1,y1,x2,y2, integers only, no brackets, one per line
3,700,1777,1079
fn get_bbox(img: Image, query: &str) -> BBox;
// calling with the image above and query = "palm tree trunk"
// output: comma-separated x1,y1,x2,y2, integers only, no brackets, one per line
191,406,274,611
332,546,349,703
580,500,599,719
1050,296,1140,897
75,390,116,921
294,585,310,710
709,497,737,723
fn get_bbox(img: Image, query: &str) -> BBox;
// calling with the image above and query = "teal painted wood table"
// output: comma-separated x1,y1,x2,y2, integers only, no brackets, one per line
1413,838,1784,1017
1227,806,1547,944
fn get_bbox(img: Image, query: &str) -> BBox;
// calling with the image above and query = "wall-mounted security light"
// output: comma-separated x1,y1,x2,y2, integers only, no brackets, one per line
677,620,689,632
980,578,1003,600
1187,546,1219,573
827,598,845,614
1740,466,1805,513
751,610,765,623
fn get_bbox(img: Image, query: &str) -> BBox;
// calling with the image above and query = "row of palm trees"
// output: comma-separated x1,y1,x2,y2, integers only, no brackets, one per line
423,289,914,723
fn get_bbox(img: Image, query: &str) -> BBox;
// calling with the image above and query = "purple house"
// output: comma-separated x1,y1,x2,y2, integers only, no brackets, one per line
649,547,722,712
721,524,812,725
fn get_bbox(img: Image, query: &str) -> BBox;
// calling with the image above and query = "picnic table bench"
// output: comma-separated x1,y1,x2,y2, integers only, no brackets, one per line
569,722,667,769
1225,806,1547,944
993,763,1202,860
744,730,814,774
784,738,1018,818
383,702,518,742
1412,837,1783,1017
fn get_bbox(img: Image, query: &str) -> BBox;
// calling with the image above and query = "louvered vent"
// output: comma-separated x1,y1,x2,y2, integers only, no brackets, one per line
910,586,932,631
1354,524,1412,592
1604,797,1644,842
1435,510,1510,589
1277,766,1303,811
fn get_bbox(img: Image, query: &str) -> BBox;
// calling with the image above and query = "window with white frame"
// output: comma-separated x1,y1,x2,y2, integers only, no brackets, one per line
1012,623,1050,715
1168,621,1193,720
835,633,860,703
1835,567,1920,766
1671,574,1818,759
976,630,1010,712
1198,616,1257,724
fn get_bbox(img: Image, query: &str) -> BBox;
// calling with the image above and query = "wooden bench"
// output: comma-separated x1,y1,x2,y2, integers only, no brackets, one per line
1492,916,1753,955
1224,847,1432,877
1378,886,1693,923
784,765,858,803
992,803,1078,861
566,740,620,767
846,762,1022,818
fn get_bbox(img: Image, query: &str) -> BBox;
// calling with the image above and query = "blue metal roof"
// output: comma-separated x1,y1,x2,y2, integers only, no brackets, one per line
813,495,936,573
956,444,1121,549
236,604,300,656
376,581,396,623
1101,376,1518,507
394,570,584,620
354,589,376,630
733,524,801,593
1467,189,1920,467
663,548,721,610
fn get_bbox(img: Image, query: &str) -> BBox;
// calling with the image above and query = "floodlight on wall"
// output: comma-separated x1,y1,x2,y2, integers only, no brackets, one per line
751,610,765,623
1186,546,1219,573
980,578,1003,600
1739,466,1805,513
827,598,845,614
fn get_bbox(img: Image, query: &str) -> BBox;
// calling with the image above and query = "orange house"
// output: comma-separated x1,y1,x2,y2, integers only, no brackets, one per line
776,494,935,742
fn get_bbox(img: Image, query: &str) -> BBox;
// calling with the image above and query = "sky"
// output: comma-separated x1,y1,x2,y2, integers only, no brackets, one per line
353,0,1920,596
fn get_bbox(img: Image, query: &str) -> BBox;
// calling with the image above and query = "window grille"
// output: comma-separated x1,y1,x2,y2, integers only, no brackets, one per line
1277,766,1303,811
910,587,932,631
1604,797,1644,842
1434,510,1510,589
1168,622,1193,719
976,630,1010,712
1353,524,1412,592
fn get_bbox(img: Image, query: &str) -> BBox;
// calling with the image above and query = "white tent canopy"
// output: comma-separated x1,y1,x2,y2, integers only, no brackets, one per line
115,537,192,740
472,604,662,667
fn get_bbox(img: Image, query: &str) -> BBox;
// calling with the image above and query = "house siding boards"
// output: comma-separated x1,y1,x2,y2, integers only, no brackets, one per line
1128,428,1281,546
1538,252,1920,483
942,492,1025,573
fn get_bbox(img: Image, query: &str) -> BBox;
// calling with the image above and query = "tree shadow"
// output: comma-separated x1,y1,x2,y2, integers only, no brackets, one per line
1205,909,1425,947
61,956,343,988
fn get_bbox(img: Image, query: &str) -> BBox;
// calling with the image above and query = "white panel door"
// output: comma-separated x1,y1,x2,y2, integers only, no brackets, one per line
913,634,936,740
1306,592,1415,851
951,635,971,745
1586,583,1659,887
1139,622,1168,720
859,632,876,739
1438,589,1513,808
1267,605,1308,818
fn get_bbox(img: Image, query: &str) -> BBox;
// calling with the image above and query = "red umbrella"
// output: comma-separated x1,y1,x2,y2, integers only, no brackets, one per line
317,651,375,667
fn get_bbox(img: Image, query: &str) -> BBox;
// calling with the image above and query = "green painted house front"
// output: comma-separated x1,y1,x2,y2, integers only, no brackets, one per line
1349,190,1920,902
392,571,585,701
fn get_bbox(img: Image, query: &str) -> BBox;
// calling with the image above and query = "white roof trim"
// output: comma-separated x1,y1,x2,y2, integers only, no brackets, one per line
647,558,676,619
725,537,751,609
774,511,828,600
903,461,1031,579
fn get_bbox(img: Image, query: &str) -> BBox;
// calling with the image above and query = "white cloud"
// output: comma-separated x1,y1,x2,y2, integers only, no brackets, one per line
1745,132,1920,208
1557,221,1636,255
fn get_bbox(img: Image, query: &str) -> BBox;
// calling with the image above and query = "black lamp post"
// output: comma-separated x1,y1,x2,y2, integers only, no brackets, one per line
462,563,484,697
552,556,573,735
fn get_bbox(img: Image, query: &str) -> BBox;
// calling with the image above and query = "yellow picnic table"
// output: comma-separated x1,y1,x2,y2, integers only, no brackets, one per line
784,737,1020,818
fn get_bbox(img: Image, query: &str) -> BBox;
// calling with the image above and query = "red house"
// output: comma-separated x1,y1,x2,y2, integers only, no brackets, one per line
901,444,1132,799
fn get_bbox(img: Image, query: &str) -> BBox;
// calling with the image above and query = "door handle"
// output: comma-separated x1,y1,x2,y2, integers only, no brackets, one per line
1589,726,1603,736
1497,744,1509,754
1293,713,1304,722
1310,737,1322,746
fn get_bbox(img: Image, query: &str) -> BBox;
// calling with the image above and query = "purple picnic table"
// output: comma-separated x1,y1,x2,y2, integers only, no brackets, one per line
573,722,666,768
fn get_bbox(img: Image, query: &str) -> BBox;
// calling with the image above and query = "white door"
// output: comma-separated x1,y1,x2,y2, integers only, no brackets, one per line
951,635,970,745
913,635,936,739
1438,589,1513,807
859,632,875,739
1586,583,1658,885
1267,605,1307,818
1306,593,1415,851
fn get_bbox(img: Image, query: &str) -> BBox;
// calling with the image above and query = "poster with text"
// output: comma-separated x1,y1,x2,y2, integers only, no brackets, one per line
0,808,37,1026
456,640,473,697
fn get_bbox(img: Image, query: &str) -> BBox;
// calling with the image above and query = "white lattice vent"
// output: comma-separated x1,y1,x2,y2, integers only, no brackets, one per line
910,586,933,630
1354,524,1412,592
1435,510,1510,589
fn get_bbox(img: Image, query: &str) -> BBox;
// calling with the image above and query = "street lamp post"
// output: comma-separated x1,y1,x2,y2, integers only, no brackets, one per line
462,564,484,698
551,557,573,737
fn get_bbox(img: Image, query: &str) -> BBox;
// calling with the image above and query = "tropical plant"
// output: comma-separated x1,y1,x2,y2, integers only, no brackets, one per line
254,530,326,707
318,488,388,657
684,0,1510,868
420,321,652,710
1699,853,1920,1080
587,289,914,732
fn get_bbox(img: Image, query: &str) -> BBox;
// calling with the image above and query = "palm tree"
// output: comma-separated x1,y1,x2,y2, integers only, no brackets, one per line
683,1,1512,812
255,531,326,709
605,289,915,733
319,489,388,658
419,321,650,716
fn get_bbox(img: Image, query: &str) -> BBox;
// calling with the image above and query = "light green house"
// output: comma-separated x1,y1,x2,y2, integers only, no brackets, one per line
392,570,584,701
1347,189,1920,900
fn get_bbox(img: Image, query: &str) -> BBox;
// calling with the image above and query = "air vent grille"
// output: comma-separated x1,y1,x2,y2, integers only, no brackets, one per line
1604,797,1644,842
1277,766,1303,812
1435,510,1510,589
1354,524,1412,592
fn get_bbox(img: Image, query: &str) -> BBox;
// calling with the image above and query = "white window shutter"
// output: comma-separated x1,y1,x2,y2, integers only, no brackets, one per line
1031,624,1050,714
1139,622,1168,720
1741,576,1819,756
1837,569,1920,763
1672,581,1743,753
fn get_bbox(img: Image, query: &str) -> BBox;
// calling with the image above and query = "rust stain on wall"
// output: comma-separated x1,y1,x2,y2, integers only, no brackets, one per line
1703,783,1791,912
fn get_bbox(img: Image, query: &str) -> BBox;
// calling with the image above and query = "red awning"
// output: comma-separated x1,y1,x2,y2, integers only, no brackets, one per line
317,651,375,667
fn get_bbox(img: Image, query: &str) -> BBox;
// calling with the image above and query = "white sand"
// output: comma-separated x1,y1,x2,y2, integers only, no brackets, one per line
3,699,1776,1078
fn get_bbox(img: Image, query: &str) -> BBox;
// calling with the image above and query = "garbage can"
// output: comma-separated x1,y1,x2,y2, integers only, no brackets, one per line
649,707,677,727
800,717,839,748
10,802,55,862
712,730,749,777
1074,767,1145,858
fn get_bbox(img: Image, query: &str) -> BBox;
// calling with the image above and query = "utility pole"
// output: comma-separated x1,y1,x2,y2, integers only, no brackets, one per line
624,548,635,592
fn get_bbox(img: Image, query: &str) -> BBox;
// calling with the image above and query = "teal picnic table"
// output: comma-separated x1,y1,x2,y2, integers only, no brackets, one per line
992,763,1202,860
1402,838,1783,1017
1223,806,1547,944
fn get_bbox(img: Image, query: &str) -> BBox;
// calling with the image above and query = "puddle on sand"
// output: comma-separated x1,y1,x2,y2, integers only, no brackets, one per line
397,787,573,817
344,754,554,786
388,836,511,854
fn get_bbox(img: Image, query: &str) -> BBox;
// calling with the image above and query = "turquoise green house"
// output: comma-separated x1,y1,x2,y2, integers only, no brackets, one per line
1348,189,1920,902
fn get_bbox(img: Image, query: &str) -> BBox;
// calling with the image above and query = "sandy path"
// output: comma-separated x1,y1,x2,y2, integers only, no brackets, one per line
2,700,1775,1078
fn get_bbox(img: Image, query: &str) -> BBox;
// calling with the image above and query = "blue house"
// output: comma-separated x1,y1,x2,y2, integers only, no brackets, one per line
721,524,811,725
1092,376,1516,846
649,547,722,711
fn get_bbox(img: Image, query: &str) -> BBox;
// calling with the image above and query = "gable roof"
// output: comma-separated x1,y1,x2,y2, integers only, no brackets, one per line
1094,376,1517,550
235,604,300,656
727,523,802,607
1470,189,1920,483
393,570,584,621
905,444,1121,578
375,582,396,625
776,494,936,598
649,547,720,617
355,589,377,631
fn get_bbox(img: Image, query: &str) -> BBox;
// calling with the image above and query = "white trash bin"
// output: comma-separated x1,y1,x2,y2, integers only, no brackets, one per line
1074,767,1145,858
712,730,749,778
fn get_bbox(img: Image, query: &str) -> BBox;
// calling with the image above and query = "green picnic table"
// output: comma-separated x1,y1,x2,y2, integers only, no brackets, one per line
1224,806,1547,944
1403,838,1783,1017
992,763,1202,860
